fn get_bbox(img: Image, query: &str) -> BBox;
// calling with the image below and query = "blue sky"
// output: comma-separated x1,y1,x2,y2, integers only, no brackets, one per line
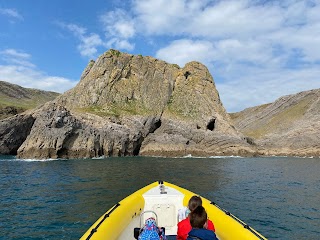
1,0,319,112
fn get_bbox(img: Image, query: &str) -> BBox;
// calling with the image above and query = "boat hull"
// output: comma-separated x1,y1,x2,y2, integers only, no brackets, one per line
80,181,266,240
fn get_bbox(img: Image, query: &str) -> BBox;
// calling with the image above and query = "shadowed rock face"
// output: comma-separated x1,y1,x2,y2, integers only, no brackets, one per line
0,49,256,159
0,113,35,155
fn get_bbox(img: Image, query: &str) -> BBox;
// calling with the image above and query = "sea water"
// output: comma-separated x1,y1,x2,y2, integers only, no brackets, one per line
0,155,319,239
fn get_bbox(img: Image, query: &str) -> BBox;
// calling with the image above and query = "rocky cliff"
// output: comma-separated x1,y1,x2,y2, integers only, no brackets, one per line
0,80,59,120
230,89,320,157
2,49,317,159
0,49,254,159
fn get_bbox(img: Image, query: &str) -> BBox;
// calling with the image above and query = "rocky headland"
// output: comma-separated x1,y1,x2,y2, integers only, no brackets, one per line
0,49,319,159
230,89,320,157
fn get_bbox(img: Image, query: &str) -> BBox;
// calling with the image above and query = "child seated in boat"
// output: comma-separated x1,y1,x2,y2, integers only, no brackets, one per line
138,217,166,240
187,206,218,240
177,196,215,240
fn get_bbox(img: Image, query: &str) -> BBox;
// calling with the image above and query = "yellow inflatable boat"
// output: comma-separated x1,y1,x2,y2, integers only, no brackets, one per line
80,181,267,240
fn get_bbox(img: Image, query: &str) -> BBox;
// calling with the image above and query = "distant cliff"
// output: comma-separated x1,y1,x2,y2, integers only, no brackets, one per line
0,81,59,120
230,89,320,157
0,49,253,158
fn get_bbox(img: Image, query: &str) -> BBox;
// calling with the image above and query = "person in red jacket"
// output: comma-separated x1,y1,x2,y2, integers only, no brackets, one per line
177,196,215,240
187,206,218,240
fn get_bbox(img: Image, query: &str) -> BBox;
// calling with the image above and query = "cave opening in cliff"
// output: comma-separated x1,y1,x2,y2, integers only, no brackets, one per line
133,136,144,156
149,119,162,133
184,71,191,79
207,119,216,131
133,144,141,156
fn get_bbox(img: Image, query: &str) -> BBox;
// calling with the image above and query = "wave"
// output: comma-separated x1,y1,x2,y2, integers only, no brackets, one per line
92,155,106,159
269,155,318,159
209,155,243,158
0,158,67,162
182,154,243,159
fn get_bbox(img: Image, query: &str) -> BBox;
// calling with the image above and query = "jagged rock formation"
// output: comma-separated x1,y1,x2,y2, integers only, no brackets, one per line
0,80,60,120
0,49,254,159
17,103,163,159
230,89,320,157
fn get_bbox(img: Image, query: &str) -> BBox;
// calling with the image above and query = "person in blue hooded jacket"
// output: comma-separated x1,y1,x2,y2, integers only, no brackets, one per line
187,206,218,240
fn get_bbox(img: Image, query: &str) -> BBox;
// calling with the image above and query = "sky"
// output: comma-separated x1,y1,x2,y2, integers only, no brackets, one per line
0,0,320,112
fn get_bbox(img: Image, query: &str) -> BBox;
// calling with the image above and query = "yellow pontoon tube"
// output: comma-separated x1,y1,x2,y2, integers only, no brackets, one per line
80,181,267,240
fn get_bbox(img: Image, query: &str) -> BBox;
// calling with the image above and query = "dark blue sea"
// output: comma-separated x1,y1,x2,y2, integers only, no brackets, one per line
0,156,319,240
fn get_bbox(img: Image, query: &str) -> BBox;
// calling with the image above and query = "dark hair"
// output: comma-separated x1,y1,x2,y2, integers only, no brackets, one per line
188,196,202,211
189,206,207,228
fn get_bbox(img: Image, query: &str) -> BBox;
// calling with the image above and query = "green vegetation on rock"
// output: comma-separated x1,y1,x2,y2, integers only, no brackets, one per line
77,101,154,118
109,49,121,57
232,92,318,140
245,96,313,138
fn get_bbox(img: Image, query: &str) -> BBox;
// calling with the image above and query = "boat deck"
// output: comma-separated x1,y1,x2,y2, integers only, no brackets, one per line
142,184,185,236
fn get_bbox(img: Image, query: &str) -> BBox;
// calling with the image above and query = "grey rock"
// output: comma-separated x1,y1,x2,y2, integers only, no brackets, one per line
15,103,164,159
0,113,35,154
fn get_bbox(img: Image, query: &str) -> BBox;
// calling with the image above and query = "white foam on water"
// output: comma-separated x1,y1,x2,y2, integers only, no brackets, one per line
92,155,106,159
6,158,66,162
209,155,243,158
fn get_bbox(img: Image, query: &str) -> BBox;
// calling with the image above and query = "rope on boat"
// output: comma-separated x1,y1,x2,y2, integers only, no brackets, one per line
86,203,120,240
210,201,265,240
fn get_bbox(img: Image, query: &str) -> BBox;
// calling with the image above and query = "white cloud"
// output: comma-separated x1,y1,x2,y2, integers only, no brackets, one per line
0,65,76,93
59,15,136,57
217,67,320,112
156,39,215,66
1,49,30,59
99,9,136,51
105,38,135,51
155,1,318,63
0,49,76,93
0,49,35,68
78,33,103,57
63,23,86,36
132,0,282,37
133,0,187,35
100,9,135,38
0,8,23,21
155,38,277,69
132,0,320,65
59,23,103,58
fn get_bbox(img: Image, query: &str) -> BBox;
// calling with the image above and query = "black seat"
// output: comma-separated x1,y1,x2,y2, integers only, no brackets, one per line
134,227,141,239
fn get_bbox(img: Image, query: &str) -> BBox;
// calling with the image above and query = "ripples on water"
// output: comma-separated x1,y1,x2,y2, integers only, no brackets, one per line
1,156,319,239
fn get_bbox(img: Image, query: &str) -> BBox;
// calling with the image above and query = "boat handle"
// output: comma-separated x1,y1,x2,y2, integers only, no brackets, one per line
139,210,158,228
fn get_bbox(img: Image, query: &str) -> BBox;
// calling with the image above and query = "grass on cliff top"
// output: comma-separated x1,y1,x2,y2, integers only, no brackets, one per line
0,93,58,110
229,103,270,120
244,96,313,138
